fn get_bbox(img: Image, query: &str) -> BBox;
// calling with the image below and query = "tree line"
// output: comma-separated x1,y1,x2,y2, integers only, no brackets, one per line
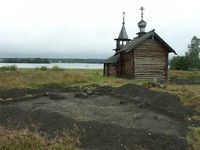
170,36,200,70
1,58,104,64
2,58,50,63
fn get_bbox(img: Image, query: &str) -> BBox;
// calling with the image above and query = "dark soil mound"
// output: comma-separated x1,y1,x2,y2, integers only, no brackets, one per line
0,106,189,150
0,85,112,101
114,83,198,119
0,84,67,100
0,106,76,136
0,84,197,150
0,89,27,99
79,121,189,150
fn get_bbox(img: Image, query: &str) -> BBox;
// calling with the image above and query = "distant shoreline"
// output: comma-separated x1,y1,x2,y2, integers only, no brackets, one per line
0,62,103,69
0,58,105,64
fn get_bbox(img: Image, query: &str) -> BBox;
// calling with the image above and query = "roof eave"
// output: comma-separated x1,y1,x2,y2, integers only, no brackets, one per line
117,29,156,54
116,29,177,55
153,32,177,55
103,54,121,64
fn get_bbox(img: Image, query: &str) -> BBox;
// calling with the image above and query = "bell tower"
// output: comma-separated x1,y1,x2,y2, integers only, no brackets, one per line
114,12,131,52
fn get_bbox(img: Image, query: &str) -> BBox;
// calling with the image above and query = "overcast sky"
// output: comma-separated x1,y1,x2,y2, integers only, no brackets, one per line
0,0,200,58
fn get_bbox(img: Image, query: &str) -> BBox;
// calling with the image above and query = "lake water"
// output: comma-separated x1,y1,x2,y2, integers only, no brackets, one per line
0,63,103,69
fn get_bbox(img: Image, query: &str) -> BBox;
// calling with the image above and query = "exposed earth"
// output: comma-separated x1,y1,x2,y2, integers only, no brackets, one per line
0,83,199,150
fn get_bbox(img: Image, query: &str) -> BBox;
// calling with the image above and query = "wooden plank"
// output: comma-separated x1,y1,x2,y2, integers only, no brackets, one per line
133,38,168,79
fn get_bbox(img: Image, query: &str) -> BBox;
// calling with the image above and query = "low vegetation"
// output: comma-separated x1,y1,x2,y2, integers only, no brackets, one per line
0,125,79,150
0,65,17,71
0,66,145,90
169,70,200,81
187,127,200,150
0,66,89,89
0,66,200,149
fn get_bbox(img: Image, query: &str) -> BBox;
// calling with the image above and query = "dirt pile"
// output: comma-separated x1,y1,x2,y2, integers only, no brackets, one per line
0,106,189,150
114,83,197,119
0,83,197,150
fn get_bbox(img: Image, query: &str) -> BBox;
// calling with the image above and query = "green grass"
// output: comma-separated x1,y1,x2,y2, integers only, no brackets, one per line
0,68,148,90
0,68,89,89
168,70,200,81
1,68,200,90
187,127,200,150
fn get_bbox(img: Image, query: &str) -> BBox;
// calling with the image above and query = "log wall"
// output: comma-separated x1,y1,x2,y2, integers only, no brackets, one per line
104,63,117,76
103,64,109,76
120,52,134,78
134,39,168,79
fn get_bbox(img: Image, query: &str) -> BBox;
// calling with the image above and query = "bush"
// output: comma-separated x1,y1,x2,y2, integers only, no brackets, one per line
51,66,64,71
170,56,189,70
0,65,17,71
39,66,48,71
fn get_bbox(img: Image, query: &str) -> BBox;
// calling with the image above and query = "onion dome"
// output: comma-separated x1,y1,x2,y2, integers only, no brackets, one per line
138,20,147,29
137,7,147,36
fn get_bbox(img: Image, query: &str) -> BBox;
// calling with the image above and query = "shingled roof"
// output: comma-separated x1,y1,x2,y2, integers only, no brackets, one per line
104,29,177,64
117,25,130,40
104,54,120,63
117,29,177,54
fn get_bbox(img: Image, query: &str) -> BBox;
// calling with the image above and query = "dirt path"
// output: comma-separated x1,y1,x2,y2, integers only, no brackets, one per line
0,84,196,150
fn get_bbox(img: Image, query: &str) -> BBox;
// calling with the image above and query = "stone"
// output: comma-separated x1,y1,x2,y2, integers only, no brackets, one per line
75,91,88,98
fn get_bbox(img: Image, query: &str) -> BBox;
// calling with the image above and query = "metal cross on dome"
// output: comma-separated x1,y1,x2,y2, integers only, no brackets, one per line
122,12,125,25
140,7,145,20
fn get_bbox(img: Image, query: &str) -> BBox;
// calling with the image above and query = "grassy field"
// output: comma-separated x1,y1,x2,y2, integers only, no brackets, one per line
0,66,147,90
0,66,200,149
